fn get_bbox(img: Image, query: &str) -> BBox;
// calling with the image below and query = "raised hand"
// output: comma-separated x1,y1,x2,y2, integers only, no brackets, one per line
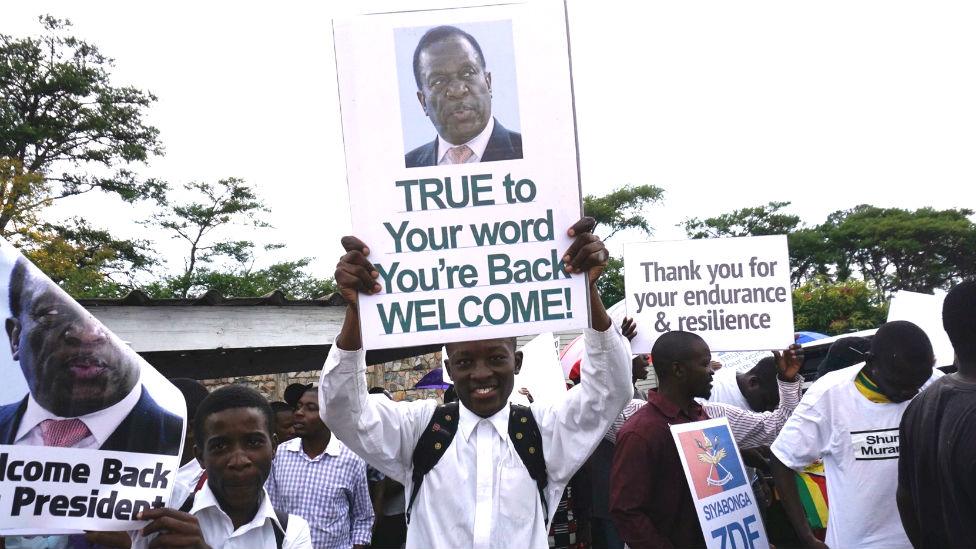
772,342,804,382
335,236,380,306
561,217,608,285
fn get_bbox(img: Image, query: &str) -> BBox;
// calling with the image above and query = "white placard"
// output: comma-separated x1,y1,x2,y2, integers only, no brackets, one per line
0,443,179,530
671,418,769,549
334,0,587,349
624,236,793,353
714,350,773,374
511,332,566,406
887,291,955,367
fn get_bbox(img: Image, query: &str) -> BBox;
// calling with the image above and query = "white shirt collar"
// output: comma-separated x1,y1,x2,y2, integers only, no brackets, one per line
283,434,344,458
15,379,143,445
458,401,509,443
191,481,282,535
437,116,495,164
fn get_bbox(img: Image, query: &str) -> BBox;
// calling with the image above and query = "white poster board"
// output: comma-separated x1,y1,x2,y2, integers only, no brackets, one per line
510,332,567,406
887,291,955,367
334,0,587,349
624,236,793,354
0,240,185,533
671,418,769,549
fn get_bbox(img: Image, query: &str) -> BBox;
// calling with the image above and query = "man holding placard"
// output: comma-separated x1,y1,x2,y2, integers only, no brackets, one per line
609,330,802,548
319,217,633,549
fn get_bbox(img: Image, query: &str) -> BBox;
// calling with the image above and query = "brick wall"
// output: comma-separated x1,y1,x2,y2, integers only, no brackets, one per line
201,350,446,403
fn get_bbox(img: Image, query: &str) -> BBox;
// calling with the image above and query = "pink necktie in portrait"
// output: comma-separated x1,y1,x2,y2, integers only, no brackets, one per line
446,144,474,164
40,418,91,447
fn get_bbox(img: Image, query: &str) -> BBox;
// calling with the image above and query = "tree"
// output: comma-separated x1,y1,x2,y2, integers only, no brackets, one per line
822,205,976,295
583,184,664,307
148,178,273,298
681,201,802,239
22,217,156,297
0,16,165,240
147,177,335,299
681,201,830,287
792,277,887,335
145,260,336,300
583,184,664,240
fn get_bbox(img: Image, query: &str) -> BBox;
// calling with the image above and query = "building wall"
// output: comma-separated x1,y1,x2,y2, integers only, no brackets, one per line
201,350,446,403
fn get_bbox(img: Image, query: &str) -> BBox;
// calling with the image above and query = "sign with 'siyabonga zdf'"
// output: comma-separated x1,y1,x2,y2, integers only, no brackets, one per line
672,418,770,549
623,235,793,354
333,0,587,349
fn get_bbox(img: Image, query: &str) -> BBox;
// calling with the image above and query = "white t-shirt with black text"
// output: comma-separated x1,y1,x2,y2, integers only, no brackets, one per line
771,364,942,549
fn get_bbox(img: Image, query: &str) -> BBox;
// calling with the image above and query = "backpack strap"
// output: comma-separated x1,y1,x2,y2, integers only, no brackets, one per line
407,402,459,524
508,404,549,525
272,508,288,549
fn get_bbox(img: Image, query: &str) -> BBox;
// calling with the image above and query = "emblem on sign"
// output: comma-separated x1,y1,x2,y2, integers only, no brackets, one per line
696,435,733,487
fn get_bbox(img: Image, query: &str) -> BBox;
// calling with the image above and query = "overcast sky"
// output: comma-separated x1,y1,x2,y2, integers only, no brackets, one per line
5,0,976,278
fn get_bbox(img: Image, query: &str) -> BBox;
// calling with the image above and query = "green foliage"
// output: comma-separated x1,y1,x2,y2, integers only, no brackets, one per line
145,259,336,300
683,201,976,295
583,184,664,308
596,256,624,309
148,178,272,297
682,201,801,239
583,184,664,240
823,205,976,295
21,218,156,297
147,177,336,299
0,16,165,238
792,277,887,335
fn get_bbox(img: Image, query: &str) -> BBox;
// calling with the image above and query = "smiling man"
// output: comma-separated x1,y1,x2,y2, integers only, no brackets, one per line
319,217,633,549
405,25,523,168
0,257,182,455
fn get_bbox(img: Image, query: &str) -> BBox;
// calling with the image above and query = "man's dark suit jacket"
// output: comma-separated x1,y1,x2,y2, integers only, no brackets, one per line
0,385,183,455
405,118,523,168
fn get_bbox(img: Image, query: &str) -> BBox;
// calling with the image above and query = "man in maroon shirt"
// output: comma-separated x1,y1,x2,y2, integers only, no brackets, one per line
609,331,801,549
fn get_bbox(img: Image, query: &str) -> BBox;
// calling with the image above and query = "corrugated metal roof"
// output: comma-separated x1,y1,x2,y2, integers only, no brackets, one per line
77,289,347,307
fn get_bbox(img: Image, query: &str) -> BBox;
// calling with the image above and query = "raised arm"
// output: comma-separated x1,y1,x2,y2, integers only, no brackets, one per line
703,343,805,448
534,218,634,483
320,236,434,484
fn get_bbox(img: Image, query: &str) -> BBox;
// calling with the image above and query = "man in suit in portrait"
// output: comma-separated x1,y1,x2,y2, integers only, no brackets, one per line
0,257,182,455
405,25,523,168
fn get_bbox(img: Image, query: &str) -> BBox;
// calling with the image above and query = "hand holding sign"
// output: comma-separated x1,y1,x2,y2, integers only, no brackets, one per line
621,317,639,342
561,217,606,284
773,341,805,383
139,507,212,549
335,236,381,307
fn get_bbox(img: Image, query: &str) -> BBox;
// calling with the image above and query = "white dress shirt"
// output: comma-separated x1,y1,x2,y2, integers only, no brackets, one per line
319,326,633,549
131,483,313,549
14,380,142,448
437,116,495,165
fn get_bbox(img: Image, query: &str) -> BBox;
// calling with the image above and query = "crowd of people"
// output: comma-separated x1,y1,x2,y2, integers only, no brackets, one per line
1,215,973,549
103,223,969,549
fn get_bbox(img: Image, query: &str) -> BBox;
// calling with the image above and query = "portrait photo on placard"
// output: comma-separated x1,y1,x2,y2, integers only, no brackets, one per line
0,241,185,455
395,20,523,168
